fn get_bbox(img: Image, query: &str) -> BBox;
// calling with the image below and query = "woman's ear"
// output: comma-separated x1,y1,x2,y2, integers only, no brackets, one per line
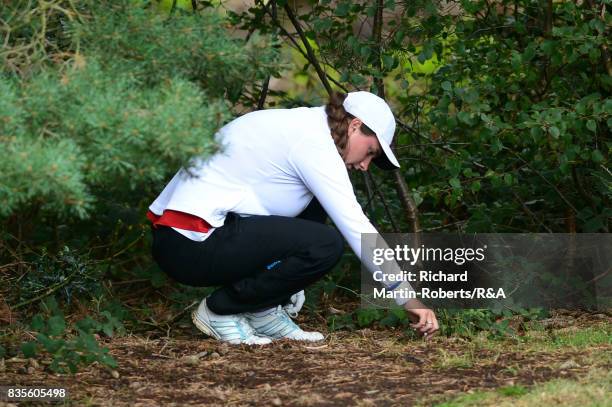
349,117,363,134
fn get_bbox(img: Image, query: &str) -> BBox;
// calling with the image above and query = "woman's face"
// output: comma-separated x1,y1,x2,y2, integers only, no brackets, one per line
343,118,382,171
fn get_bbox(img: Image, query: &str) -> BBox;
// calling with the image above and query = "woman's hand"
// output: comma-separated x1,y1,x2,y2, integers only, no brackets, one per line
403,298,439,339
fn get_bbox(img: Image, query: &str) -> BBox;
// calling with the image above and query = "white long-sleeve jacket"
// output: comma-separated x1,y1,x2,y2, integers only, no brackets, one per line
149,106,413,304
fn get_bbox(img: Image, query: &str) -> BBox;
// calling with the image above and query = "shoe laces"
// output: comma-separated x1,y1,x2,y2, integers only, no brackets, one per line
284,307,299,319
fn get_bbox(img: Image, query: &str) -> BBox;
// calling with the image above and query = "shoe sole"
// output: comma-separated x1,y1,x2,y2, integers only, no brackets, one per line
283,333,325,342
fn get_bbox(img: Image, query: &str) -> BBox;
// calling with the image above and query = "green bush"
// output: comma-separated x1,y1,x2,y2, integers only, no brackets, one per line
0,1,279,373
20,297,122,374
0,0,278,230
16,246,103,308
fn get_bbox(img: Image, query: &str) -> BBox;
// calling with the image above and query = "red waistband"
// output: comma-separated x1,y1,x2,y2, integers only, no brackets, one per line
147,210,212,233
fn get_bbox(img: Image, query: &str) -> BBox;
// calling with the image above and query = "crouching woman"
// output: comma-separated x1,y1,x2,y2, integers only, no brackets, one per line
148,91,439,345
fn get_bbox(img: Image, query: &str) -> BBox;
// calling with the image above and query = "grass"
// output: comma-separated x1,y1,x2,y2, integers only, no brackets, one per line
434,368,611,407
546,326,612,348
424,319,612,407
429,323,611,369
468,322,611,353
433,347,475,369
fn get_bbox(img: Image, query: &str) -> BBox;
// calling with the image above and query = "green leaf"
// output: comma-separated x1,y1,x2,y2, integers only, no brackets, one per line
42,296,61,316
37,333,63,353
391,308,407,320
150,269,167,288
365,4,376,17
350,73,367,86
586,120,597,132
530,126,543,139
457,111,471,124
522,43,536,62
411,191,423,207
462,89,479,104
382,54,395,70
384,0,395,9
47,315,66,336
21,341,38,358
102,323,114,338
589,19,605,34
76,316,99,333
579,42,592,55
327,314,355,331
511,51,522,69
449,177,461,189
491,139,504,153
322,279,336,295
356,309,382,327
549,126,560,138
68,360,79,374
584,216,604,232
359,45,371,58
540,40,556,56
334,2,350,17
441,81,452,91
591,150,604,163
30,314,45,331
313,17,332,31
379,313,399,327
100,353,118,368
79,333,100,353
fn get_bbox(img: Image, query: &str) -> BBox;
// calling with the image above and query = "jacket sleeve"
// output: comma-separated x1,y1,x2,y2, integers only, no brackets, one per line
288,137,414,305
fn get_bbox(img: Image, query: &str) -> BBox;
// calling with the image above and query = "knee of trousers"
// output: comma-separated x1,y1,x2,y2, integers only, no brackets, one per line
310,226,344,271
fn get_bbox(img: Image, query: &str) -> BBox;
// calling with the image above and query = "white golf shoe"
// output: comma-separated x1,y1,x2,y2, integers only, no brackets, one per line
245,305,325,342
191,299,272,345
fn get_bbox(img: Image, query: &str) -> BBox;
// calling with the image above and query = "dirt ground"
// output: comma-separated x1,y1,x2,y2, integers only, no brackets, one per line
1,311,610,406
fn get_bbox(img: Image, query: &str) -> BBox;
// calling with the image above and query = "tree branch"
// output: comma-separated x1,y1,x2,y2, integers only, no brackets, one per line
393,170,421,232
367,172,400,232
372,0,385,96
504,147,577,214
362,172,378,228
511,189,553,233
282,3,333,95
257,77,270,110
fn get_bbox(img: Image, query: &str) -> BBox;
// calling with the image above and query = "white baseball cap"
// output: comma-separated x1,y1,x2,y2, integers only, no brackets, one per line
343,91,400,170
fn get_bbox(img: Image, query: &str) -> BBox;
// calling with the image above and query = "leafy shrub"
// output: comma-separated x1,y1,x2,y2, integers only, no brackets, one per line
17,246,103,308
20,297,121,374
328,305,548,340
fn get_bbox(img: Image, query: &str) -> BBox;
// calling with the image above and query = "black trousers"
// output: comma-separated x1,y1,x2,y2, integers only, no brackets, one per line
150,199,344,314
